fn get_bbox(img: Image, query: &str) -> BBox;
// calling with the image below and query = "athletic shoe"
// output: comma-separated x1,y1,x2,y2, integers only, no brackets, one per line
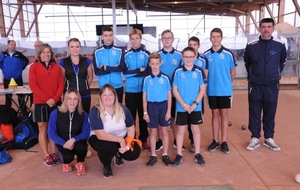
43,155,56,167
172,154,183,167
190,143,195,153
62,164,73,172
208,139,220,152
75,162,86,176
264,138,281,151
103,165,113,178
194,153,205,166
162,155,172,166
51,153,61,164
146,156,157,167
113,153,123,167
246,137,260,151
220,141,230,154
142,142,150,152
155,140,163,151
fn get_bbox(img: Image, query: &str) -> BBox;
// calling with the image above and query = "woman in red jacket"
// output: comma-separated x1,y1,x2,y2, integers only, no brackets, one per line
29,43,64,167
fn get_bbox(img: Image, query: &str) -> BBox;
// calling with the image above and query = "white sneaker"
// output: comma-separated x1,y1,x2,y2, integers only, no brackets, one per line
263,138,281,151
246,137,260,151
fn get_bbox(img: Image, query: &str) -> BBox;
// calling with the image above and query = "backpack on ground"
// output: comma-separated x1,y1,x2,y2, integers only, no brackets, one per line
0,144,12,164
13,116,38,151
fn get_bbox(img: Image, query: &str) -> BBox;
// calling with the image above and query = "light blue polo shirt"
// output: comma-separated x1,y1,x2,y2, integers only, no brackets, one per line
173,65,205,112
158,48,182,79
203,46,236,96
142,72,171,102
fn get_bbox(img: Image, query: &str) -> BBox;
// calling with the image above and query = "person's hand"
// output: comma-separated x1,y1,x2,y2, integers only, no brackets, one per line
140,68,145,72
118,146,129,154
143,114,150,123
47,99,56,107
182,103,192,114
165,112,171,122
63,138,75,150
119,138,126,148
190,103,197,112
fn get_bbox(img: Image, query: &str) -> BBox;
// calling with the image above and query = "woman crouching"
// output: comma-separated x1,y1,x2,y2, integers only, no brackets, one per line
48,88,90,176
89,84,141,179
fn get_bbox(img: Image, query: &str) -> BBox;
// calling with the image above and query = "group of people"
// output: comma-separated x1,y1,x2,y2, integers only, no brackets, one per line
0,17,287,179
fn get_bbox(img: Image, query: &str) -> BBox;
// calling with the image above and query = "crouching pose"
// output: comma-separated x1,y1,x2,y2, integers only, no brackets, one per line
89,84,141,179
48,88,90,176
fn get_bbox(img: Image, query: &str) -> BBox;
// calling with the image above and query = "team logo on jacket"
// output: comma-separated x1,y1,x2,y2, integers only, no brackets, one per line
139,54,145,60
192,72,198,79
112,50,117,56
172,59,178,65
219,53,225,60
158,78,164,84
180,73,185,79
148,79,154,86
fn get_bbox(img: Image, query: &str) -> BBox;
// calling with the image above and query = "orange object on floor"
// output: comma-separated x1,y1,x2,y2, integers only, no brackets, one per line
0,124,14,140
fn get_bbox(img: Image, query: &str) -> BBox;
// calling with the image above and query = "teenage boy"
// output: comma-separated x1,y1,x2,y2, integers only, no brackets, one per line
203,28,236,154
93,26,124,103
171,47,206,166
123,29,150,151
142,52,172,167
157,29,182,151
187,36,208,153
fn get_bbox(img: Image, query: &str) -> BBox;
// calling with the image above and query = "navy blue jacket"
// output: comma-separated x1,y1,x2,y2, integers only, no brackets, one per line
244,36,287,85
0,50,28,80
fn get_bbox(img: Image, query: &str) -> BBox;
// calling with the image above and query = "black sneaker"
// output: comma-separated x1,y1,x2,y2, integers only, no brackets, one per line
155,140,163,151
103,165,113,178
113,153,123,167
162,155,172,166
194,153,205,166
172,154,183,167
147,156,157,166
208,139,220,152
220,141,230,154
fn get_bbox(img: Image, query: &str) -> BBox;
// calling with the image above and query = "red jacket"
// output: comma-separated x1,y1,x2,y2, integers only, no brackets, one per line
29,61,64,104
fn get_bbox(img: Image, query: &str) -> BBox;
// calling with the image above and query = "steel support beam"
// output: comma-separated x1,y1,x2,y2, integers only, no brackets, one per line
25,5,43,37
264,3,276,23
6,3,24,36
292,0,300,17
0,1,6,37
277,0,285,23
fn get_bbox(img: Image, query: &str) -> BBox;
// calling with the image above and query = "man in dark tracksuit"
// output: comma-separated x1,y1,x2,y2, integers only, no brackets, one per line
244,18,287,151
0,40,29,111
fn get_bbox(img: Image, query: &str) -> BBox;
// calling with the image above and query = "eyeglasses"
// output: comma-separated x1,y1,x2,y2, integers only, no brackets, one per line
161,37,173,40
182,56,195,59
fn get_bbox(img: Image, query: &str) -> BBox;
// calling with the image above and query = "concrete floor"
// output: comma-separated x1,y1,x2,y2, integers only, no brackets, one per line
1,89,300,190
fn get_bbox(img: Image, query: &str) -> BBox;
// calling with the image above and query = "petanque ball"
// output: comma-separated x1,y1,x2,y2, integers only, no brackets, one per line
295,174,300,184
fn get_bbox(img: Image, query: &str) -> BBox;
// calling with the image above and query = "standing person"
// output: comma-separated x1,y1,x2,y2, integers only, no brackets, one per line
156,29,182,151
89,84,141,178
25,40,43,108
29,43,64,167
93,26,124,103
187,36,208,153
123,29,150,151
48,88,90,176
171,47,206,166
59,38,94,113
244,18,287,151
203,28,236,154
0,40,29,110
142,52,172,167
